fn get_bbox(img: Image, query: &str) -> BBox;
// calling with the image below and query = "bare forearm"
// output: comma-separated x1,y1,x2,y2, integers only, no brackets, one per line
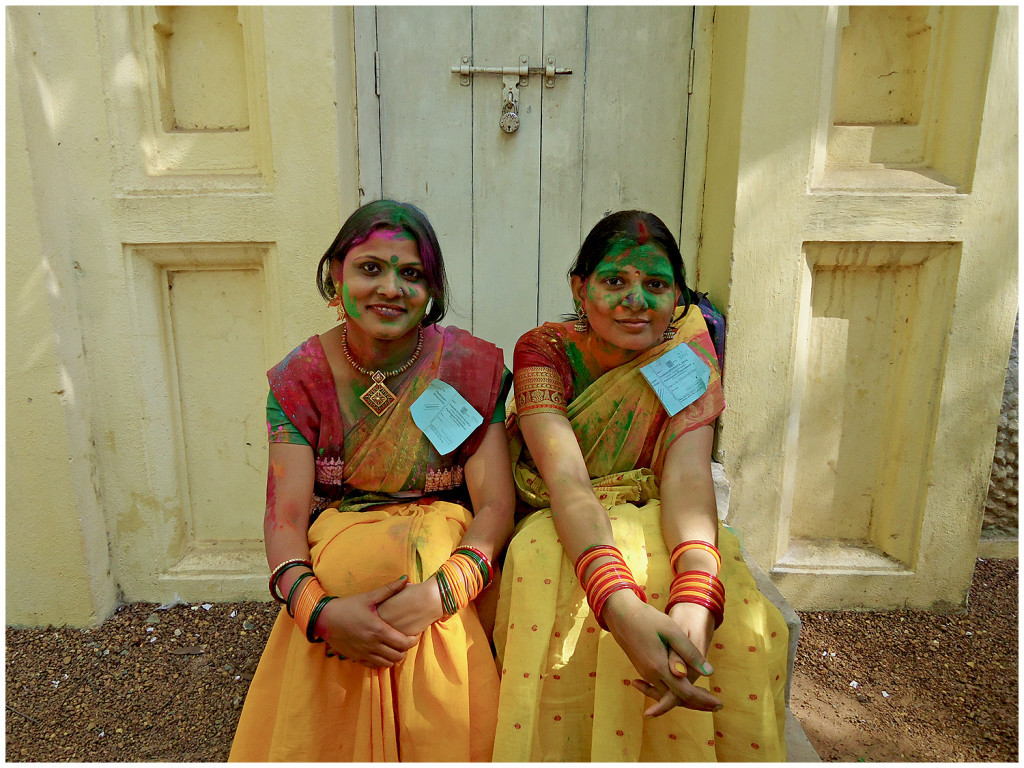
458,501,513,561
547,481,616,564
660,472,718,572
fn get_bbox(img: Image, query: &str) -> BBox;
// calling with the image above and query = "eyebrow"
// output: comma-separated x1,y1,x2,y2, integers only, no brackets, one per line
594,263,673,280
352,253,424,267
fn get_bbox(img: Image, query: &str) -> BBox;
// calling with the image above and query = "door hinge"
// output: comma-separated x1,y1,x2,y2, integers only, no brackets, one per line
374,50,381,97
687,48,695,95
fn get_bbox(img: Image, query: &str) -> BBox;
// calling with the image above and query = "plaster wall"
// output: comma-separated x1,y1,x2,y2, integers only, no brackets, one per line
6,6,1018,625
6,7,118,626
708,6,1018,610
6,7,358,624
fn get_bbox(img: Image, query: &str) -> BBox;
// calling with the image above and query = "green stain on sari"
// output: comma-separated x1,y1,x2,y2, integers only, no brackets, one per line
563,340,594,392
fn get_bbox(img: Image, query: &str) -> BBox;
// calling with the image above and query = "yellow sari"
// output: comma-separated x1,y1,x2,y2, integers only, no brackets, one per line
230,326,506,761
492,308,788,761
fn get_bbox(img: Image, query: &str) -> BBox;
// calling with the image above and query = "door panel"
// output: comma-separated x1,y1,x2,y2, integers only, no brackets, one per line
376,7,475,327
360,6,695,362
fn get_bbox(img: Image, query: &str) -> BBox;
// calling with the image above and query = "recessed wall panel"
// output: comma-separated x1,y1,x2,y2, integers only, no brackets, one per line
155,6,250,131
166,265,267,543
789,243,960,568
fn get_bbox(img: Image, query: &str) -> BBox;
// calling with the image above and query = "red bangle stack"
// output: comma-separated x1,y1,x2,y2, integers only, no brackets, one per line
667,570,726,628
574,544,646,631
667,540,726,629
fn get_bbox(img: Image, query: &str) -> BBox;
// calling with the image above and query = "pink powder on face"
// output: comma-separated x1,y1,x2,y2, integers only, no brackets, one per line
349,227,411,249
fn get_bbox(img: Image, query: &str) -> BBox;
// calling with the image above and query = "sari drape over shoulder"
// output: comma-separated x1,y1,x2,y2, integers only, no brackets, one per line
230,325,508,762
493,307,788,761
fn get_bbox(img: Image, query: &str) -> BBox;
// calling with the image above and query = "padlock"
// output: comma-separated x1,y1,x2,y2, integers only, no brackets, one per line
500,78,520,134
500,104,520,133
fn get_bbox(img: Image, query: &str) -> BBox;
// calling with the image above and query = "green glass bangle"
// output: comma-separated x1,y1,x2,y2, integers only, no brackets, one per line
269,559,313,603
454,546,494,585
306,595,335,644
435,569,458,617
435,569,452,616
286,571,315,618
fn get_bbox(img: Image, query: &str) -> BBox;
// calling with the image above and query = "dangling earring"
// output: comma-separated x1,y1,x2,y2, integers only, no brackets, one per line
574,304,589,333
662,323,676,342
328,296,346,324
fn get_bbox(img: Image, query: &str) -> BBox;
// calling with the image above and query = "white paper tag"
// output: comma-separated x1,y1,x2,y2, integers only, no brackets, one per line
640,342,711,416
410,379,484,455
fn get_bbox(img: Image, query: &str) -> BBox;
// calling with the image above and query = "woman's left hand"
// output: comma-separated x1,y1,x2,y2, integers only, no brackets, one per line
603,590,721,715
631,602,716,716
375,578,444,637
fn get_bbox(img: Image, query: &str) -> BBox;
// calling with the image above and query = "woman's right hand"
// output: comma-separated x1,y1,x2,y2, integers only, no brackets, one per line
314,576,419,668
602,590,722,715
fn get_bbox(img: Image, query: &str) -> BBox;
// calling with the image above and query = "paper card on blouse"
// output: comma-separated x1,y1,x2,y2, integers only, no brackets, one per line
640,342,711,417
410,379,484,456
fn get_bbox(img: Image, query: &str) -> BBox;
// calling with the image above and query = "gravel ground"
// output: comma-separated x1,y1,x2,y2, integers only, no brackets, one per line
791,557,1018,762
5,558,1018,762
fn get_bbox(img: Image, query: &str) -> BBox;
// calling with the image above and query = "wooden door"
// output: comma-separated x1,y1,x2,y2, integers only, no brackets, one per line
356,6,697,361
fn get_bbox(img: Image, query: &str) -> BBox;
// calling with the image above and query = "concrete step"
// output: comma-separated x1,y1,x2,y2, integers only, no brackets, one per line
786,707,820,761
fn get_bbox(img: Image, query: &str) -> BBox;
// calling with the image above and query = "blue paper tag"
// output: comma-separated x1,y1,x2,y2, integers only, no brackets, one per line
410,379,484,456
640,343,710,416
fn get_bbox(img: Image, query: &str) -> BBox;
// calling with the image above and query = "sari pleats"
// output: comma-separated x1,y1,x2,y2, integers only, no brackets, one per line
230,501,497,762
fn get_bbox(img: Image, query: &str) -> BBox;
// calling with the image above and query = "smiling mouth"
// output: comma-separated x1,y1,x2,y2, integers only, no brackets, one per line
616,317,650,329
367,304,406,318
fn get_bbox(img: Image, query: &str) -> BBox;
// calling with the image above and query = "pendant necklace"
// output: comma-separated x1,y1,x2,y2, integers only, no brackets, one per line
342,325,424,416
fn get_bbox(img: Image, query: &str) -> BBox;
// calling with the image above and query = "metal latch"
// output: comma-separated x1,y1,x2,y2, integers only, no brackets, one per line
450,55,572,134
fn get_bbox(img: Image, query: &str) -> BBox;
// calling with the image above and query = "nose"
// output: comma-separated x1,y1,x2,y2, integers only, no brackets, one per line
622,285,647,310
378,269,403,298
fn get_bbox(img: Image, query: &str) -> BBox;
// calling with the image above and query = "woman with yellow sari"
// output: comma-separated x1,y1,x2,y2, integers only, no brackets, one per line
230,200,514,761
493,210,788,761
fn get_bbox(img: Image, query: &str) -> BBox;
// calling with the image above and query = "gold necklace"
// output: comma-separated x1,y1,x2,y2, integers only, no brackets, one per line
342,325,424,416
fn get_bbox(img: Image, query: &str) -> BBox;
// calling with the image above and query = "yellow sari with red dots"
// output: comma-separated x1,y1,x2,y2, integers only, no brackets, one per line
492,307,788,761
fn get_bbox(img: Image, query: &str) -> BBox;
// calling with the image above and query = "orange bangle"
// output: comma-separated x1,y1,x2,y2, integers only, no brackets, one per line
292,577,327,640
670,541,722,573
583,559,646,630
575,544,622,583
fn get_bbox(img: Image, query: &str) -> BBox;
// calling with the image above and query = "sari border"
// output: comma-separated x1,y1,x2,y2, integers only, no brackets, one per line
514,365,568,417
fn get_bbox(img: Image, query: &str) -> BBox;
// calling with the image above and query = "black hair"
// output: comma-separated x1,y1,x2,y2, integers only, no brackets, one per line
566,210,691,316
315,200,449,326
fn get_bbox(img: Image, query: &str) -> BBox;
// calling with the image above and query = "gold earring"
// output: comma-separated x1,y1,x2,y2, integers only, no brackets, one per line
574,304,589,333
328,296,346,324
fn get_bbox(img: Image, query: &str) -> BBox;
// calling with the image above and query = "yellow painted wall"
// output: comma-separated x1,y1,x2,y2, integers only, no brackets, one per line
6,7,358,625
6,6,1018,625
6,7,118,626
710,6,1018,610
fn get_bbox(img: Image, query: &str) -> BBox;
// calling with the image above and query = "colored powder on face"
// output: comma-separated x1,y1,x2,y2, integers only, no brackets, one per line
353,227,414,247
342,283,361,318
592,244,675,310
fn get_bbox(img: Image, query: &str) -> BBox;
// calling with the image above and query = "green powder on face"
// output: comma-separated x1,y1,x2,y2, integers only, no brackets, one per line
593,244,676,310
342,283,361,318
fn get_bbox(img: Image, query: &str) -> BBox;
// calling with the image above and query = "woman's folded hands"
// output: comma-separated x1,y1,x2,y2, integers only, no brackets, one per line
603,590,722,716
315,576,419,668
